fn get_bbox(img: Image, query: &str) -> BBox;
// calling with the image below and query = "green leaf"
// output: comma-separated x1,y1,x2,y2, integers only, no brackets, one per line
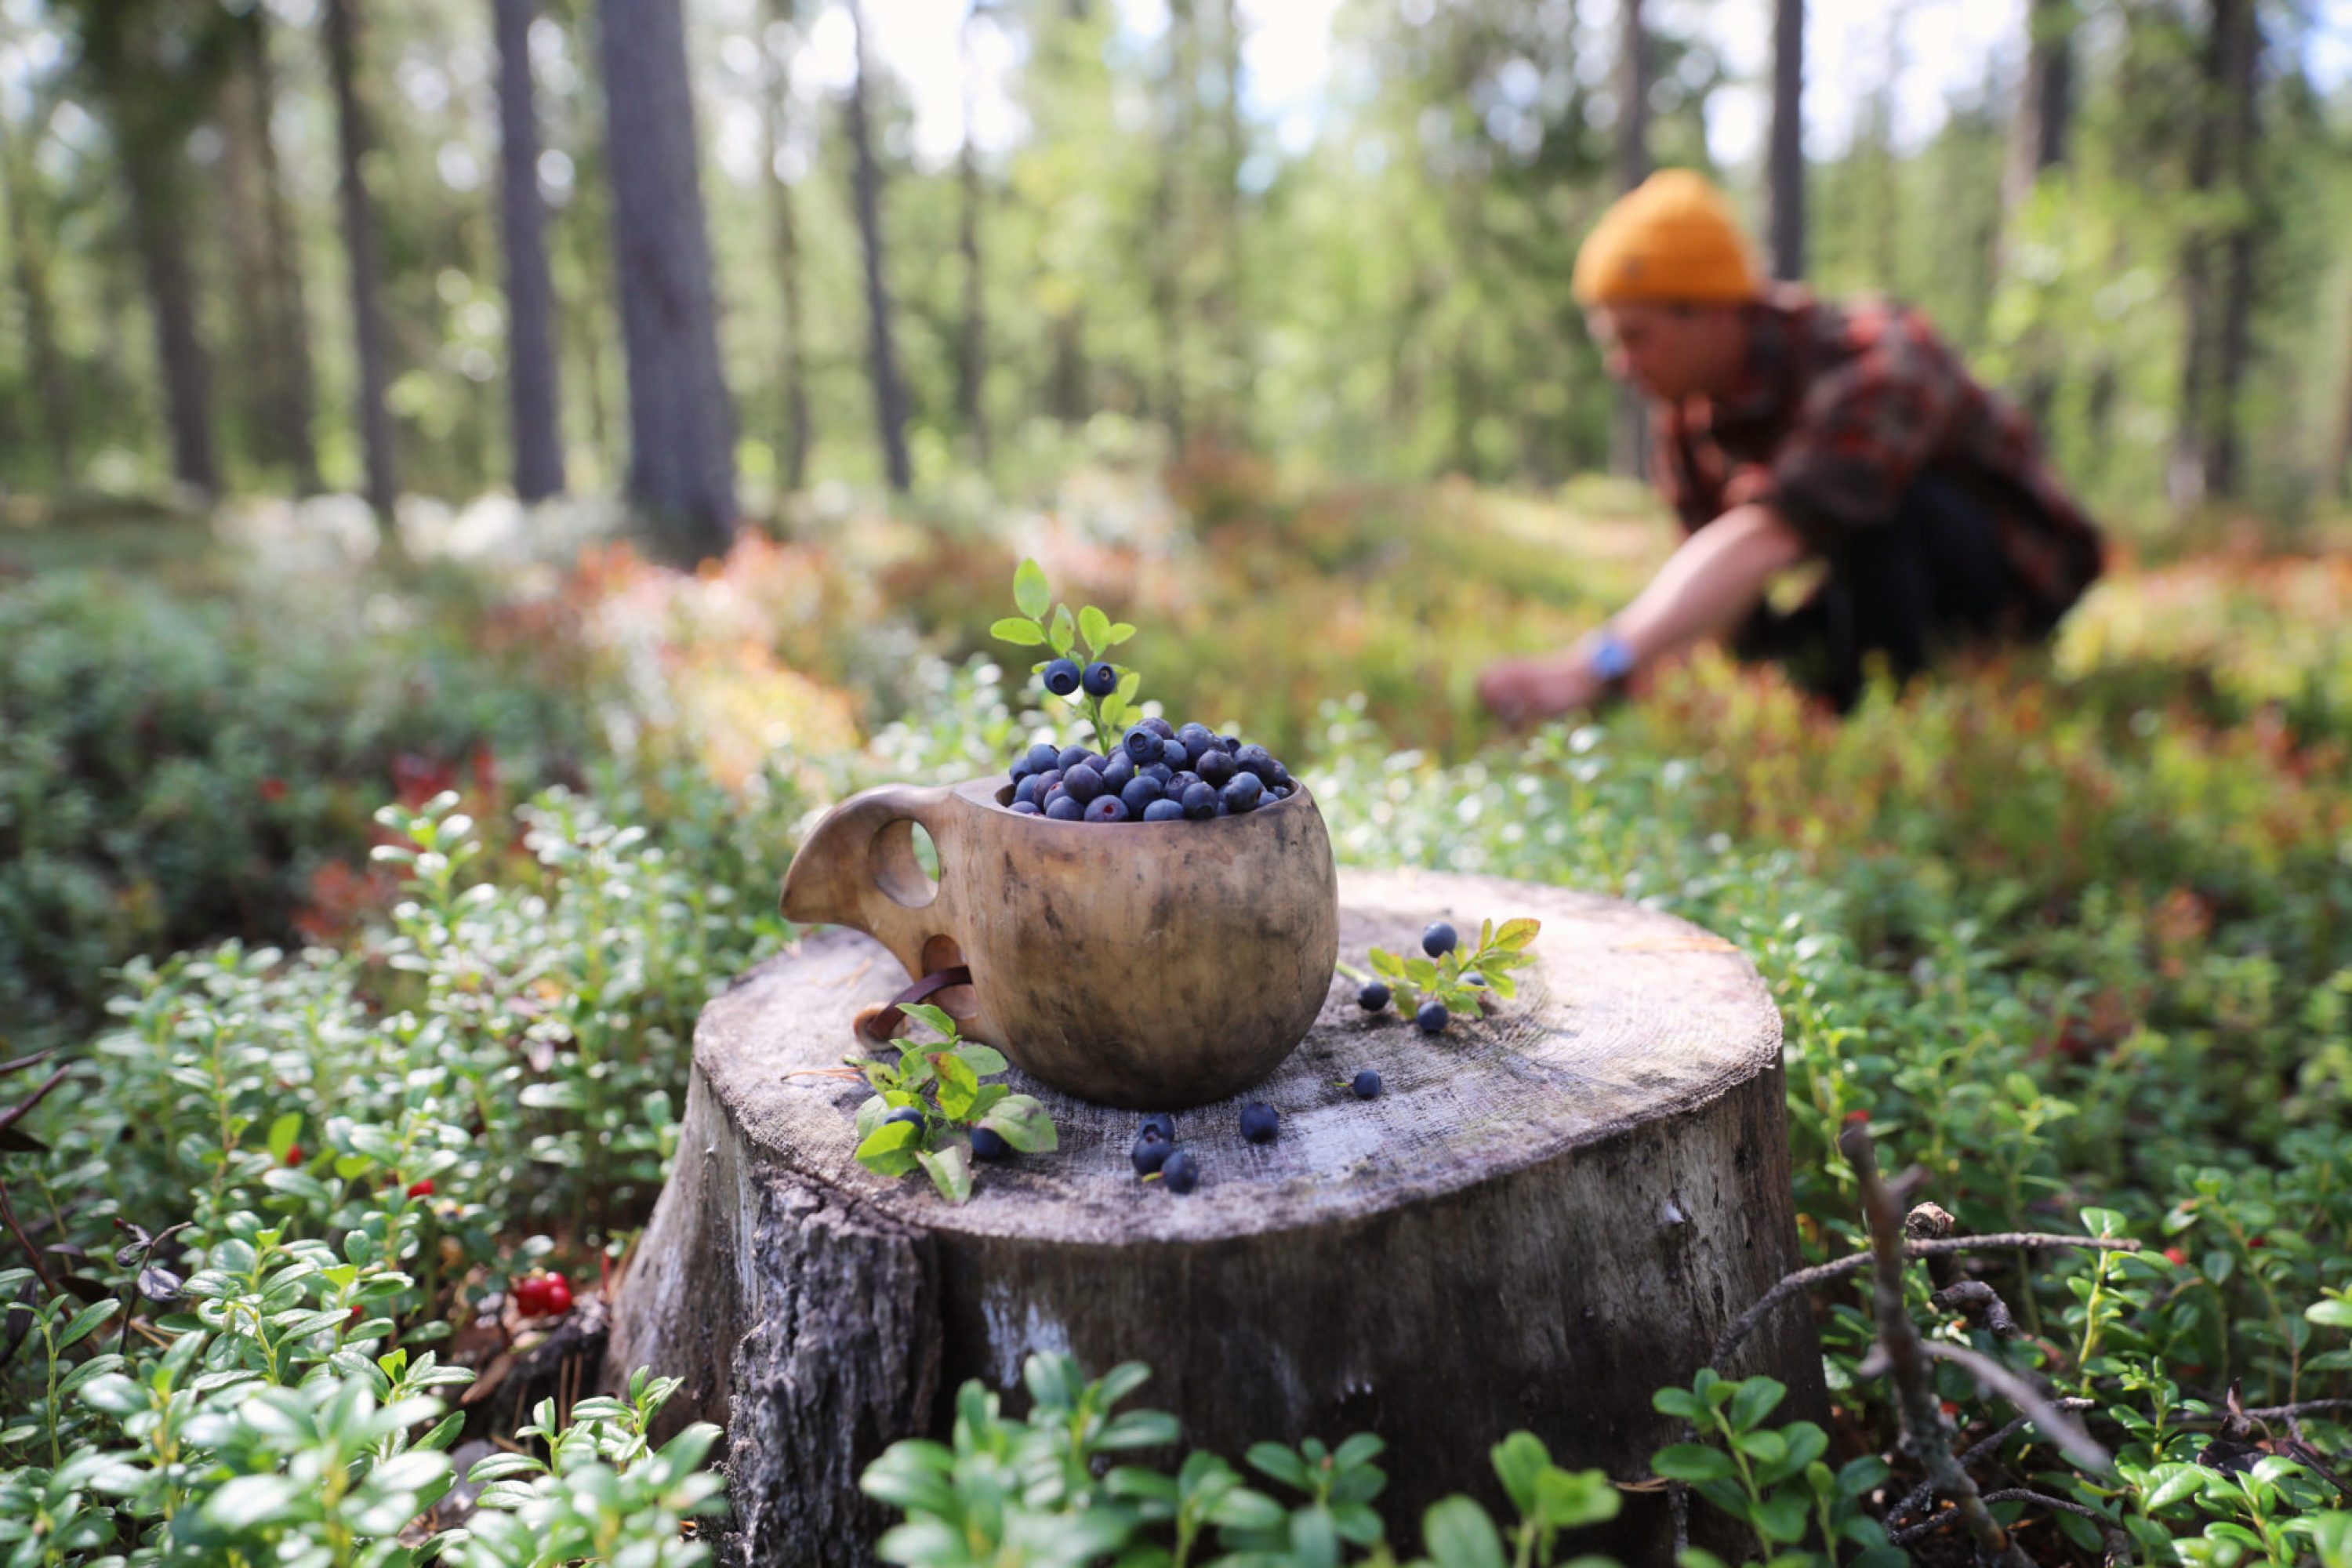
267,1112,303,1163
1652,1387,1704,1420
979,1094,1058,1152
1491,1431,1549,1514
1332,1432,1386,1472
1650,1444,1736,1483
57,1299,119,1350
2143,1464,2209,1511
917,1144,973,1204
1248,1442,1312,1492
2307,1298,2352,1329
1051,604,1076,655
1727,1377,1788,1432
1421,1495,1508,1568
931,1051,981,1121
991,616,1047,647
954,1044,1008,1078
1532,1467,1621,1530
1105,622,1137,646
1116,670,1142,703
1080,605,1112,652
897,1003,956,1040
856,1120,923,1178
1495,918,1541,951
1014,558,1051,619
1752,1490,1810,1544
205,1474,303,1530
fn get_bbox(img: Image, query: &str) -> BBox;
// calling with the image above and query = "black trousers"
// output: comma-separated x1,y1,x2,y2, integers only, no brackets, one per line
1730,477,2020,712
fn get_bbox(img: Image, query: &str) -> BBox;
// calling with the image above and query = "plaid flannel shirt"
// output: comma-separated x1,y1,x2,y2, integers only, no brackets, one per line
1655,286,2103,630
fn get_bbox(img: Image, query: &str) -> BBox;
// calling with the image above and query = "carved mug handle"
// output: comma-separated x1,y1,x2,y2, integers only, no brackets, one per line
779,782,963,982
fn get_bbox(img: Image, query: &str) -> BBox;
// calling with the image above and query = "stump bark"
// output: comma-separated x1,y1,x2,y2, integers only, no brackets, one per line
608,868,1823,1566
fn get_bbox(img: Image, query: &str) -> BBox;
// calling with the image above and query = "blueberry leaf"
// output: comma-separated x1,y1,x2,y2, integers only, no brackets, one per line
1495,918,1541,951
965,1083,1010,1120
1014,558,1051,619
1080,604,1111,652
1116,670,1142,703
980,1094,1058,1152
916,1144,973,1204
931,1052,981,1120
1050,604,1076,655
953,1043,1008,1077
991,616,1047,646
855,1096,888,1138
898,1003,956,1039
856,1120,923,1178
1106,622,1137,645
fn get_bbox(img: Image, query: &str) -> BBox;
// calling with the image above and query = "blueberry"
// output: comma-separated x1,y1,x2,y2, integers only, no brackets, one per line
1358,980,1391,1013
1142,762,1174,787
1122,725,1160,762
1160,738,1189,768
1011,800,1042,815
1239,1102,1279,1144
1011,775,1040,808
884,1106,925,1129
1045,795,1084,822
1044,658,1082,696
1082,661,1120,697
1181,781,1218,820
1218,733,1242,753
1065,763,1106,804
1120,775,1163,815
1139,1112,1176,1142
1416,999,1450,1033
1059,744,1095,771
1100,751,1136,791
1168,770,1201,794
1034,768,1063,798
1183,733,1218,768
1177,722,1214,750
1142,797,1186,822
1160,1149,1200,1193
1422,921,1458,957
1131,1128,1174,1174
1461,971,1486,988
971,1125,1011,1160
1196,750,1236,787
1232,744,1273,780
1221,773,1264,814
1352,1069,1383,1099
1142,716,1176,739
1085,796,1129,822
1025,742,1061,775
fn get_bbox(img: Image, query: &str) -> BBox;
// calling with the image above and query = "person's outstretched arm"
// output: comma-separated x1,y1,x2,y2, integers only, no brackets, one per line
1477,503,1807,726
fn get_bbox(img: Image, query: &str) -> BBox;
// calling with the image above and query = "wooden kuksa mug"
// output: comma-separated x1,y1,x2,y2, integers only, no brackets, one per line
779,776,1340,1108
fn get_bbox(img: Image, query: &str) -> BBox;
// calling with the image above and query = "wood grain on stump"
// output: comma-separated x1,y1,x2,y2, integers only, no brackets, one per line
608,868,1823,1566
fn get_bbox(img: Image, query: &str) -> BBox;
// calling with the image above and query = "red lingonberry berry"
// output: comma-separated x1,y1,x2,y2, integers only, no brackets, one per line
540,1275,574,1314
405,1178,434,1199
284,1145,303,1166
2164,1247,2188,1266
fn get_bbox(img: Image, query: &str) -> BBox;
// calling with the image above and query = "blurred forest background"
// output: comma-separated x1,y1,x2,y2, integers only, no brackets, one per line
0,0,2347,555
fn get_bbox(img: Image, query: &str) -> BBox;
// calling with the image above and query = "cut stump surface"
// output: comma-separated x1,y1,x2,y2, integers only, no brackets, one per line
609,867,1823,1566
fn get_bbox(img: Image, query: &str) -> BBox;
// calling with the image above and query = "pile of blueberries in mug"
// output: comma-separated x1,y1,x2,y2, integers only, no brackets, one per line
1004,716,1298,824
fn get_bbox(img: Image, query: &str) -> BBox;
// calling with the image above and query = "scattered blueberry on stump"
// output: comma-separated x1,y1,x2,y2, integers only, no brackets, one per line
970,1126,1011,1160
1352,1069,1383,1099
1131,1128,1174,1175
1422,921,1458,957
1139,1112,1176,1142
1358,980,1390,1013
1239,1102,1280,1144
884,1106,924,1130
1160,1149,1200,1193
1416,999,1450,1033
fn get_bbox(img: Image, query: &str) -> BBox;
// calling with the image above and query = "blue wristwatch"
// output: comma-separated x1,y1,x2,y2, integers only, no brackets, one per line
1588,630,1637,684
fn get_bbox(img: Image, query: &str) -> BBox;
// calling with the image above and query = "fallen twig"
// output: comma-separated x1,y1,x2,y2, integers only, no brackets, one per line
1711,1230,2142,1368
1843,1123,2033,1568
1921,1341,2111,1472
1891,1487,2111,1548
1932,1279,2020,1338
1886,1398,2099,1526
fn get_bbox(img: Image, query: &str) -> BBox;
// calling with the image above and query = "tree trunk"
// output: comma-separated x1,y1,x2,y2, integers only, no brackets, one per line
954,8,990,470
2171,0,2258,508
1768,0,1804,281
1610,0,1650,479
2003,0,2073,211
761,0,811,493
245,18,321,492
122,139,220,497
844,0,912,494
321,0,397,521
598,0,739,561
1151,0,1193,448
0,110,73,479
492,0,566,500
1211,0,1246,441
608,869,1823,1568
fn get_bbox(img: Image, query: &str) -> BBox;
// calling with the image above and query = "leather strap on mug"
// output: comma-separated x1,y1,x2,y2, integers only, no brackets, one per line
855,965,975,1046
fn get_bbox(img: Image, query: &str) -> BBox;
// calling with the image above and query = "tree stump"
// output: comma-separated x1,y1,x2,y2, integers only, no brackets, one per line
607,868,1822,1566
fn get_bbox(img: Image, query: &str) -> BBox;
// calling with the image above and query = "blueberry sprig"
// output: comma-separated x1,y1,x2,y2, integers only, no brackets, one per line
1340,916,1541,1034
850,1003,1058,1203
993,557,1139,755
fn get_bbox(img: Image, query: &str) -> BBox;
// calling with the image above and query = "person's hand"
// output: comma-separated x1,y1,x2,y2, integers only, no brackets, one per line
1476,648,1610,729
